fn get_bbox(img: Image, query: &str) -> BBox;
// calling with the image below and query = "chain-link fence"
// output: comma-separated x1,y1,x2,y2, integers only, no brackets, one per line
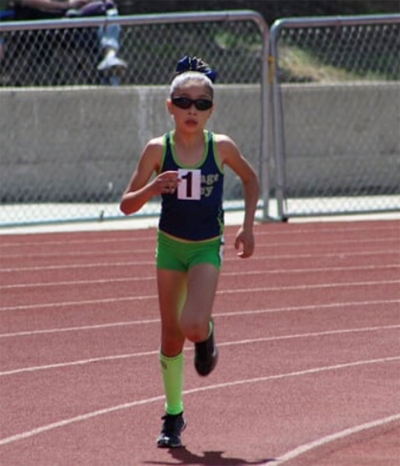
1,11,399,227
0,11,269,226
269,14,400,219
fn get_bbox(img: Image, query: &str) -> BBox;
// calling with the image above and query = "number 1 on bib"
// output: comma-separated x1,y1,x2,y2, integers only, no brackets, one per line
177,169,201,200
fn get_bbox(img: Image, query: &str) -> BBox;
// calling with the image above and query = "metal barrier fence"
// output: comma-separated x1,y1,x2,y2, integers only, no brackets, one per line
269,14,400,219
0,10,269,226
1,12,399,226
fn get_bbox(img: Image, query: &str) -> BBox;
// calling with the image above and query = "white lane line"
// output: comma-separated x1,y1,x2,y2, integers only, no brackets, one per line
1,249,398,273
1,324,399,377
0,355,399,447
0,317,161,338
268,413,400,465
221,324,400,349
0,236,156,249
1,264,398,290
1,298,399,339
1,236,398,259
0,260,154,272
0,223,397,248
0,249,154,259
0,275,155,290
0,350,159,376
1,279,399,312
0,295,156,312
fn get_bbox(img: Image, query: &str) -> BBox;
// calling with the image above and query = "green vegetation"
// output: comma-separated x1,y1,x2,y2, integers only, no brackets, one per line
214,30,262,54
279,45,397,83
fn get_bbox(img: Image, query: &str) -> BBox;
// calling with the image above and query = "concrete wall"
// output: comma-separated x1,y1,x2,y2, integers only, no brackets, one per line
281,82,400,196
0,82,399,202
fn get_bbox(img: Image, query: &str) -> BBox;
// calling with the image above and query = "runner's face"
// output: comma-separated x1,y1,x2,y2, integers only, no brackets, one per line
168,81,213,132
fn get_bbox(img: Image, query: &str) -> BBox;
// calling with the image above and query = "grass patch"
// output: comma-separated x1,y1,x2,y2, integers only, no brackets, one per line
279,44,398,83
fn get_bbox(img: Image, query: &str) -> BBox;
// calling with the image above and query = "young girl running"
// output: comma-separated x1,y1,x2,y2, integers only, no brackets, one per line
120,56,259,448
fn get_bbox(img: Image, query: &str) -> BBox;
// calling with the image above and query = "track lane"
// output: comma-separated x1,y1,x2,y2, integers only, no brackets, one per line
0,220,399,465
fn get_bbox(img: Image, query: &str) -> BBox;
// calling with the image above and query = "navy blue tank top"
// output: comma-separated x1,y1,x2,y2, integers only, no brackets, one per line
159,130,224,241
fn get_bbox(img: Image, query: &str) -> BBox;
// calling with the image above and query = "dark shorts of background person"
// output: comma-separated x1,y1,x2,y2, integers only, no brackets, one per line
156,230,224,272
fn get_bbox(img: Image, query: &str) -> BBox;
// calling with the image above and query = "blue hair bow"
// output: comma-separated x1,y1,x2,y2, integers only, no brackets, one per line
175,56,217,83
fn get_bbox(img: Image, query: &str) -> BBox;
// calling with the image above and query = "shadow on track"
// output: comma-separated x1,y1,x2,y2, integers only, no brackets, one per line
145,447,275,465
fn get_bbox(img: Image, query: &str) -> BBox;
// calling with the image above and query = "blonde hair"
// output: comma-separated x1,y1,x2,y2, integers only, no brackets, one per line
170,71,214,98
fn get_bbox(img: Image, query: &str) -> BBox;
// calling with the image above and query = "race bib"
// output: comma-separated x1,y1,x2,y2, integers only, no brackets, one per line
177,169,201,200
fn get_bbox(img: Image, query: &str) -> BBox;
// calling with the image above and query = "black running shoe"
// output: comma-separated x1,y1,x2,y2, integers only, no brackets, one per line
194,320,218,376
156,412,186,448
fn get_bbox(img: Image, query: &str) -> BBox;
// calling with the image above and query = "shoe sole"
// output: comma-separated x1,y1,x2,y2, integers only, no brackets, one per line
98,66,127,76
156,421,187,448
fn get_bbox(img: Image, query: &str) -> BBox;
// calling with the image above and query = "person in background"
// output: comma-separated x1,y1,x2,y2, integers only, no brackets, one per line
120,56,259,448
2,0,127,83
0,0,14,63
0,36,4,62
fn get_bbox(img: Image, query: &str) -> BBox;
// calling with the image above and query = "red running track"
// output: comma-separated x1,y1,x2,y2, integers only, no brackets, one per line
0,219,399,465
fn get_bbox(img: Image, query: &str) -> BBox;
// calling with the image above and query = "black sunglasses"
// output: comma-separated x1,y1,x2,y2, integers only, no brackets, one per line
171,97,213,111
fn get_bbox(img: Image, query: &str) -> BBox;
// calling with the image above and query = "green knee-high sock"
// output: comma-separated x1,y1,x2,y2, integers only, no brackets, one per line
159,352,184,415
